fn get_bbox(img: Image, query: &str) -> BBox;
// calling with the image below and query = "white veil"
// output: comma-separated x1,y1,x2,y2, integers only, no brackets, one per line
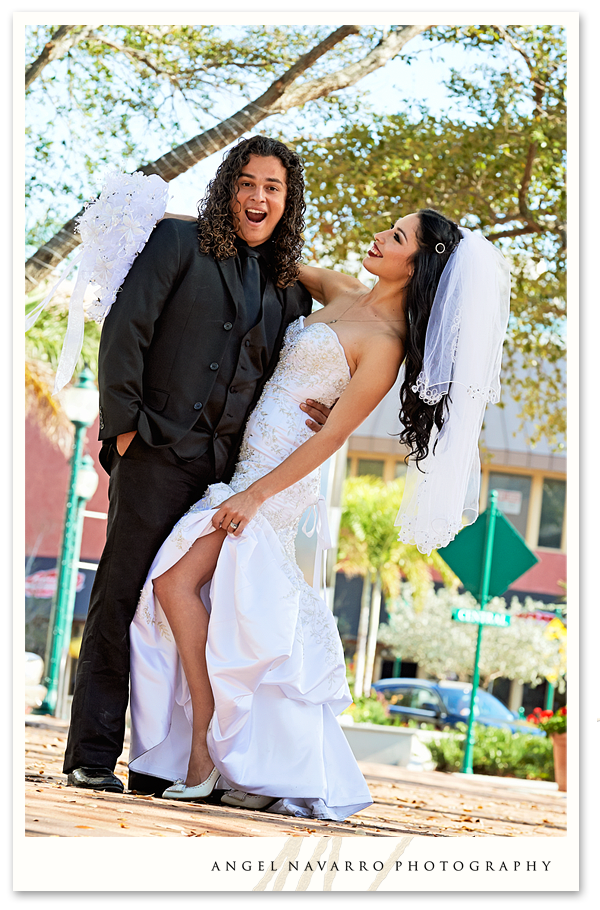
395,228,511,555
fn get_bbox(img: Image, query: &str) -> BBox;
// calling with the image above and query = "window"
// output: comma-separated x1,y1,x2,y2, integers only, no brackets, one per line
409,687,444,712
488,472,532,539
538,478,566,549
394,460,407,479
380,686,411,705
357,458,384,478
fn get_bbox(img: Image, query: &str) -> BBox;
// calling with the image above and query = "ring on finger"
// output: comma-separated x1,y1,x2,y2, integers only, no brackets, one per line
229,521,239,530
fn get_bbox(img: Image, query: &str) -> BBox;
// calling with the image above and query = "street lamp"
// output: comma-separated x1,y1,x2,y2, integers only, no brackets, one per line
55,453,99,719
36,366,99,716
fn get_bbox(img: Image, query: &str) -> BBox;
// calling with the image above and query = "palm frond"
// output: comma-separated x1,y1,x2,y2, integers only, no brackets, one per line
25,359,73,455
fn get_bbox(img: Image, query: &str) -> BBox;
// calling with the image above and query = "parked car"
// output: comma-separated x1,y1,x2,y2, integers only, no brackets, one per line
372,678,546,736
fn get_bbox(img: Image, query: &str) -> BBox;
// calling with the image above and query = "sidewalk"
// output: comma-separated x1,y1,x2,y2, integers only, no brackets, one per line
23,715,567,838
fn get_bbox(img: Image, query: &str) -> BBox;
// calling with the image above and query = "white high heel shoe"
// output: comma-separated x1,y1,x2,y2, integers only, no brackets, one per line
162,767,220,801
221,789,278,810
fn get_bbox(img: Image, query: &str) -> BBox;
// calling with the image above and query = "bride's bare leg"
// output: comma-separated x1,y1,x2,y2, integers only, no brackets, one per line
152,528,226,786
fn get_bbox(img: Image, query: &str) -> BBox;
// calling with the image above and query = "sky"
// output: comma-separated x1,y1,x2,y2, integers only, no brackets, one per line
164,34,513,215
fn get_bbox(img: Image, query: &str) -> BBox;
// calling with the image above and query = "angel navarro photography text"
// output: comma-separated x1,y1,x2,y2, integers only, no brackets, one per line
209,858,552,874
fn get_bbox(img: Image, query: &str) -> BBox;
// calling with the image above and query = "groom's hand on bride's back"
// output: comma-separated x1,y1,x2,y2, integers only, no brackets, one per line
300,399,334,432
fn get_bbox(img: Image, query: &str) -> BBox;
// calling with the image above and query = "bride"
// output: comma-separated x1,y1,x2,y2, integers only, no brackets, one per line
128,208,510,821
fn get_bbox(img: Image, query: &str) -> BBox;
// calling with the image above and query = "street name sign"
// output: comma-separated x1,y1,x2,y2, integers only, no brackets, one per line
452,607,511,627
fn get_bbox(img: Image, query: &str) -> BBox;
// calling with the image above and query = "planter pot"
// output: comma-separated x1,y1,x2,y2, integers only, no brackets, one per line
339,720,416,767
552,732,567,791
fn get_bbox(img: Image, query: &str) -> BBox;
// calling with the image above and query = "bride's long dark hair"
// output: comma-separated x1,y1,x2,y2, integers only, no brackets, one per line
398,208,463,466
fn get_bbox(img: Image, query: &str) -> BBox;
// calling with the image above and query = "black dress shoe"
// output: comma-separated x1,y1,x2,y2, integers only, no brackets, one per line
67,766,124,793
128,769,226,802
128,769,175,797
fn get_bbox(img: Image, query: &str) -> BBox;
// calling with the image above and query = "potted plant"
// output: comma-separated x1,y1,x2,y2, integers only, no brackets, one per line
526,706,567,791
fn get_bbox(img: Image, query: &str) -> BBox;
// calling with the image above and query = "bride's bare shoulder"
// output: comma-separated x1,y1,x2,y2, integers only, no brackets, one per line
358,325,405,371
298,264,364,306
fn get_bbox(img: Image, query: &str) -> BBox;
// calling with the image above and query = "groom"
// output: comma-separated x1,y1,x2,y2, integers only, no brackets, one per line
63,136,327,796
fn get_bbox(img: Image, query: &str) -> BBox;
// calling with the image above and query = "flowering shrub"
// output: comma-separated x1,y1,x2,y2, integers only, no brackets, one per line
526,706,567,735
343,694,391,725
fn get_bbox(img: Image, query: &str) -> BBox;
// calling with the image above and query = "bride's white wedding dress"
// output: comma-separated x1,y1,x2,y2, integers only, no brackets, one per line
128,316,373,821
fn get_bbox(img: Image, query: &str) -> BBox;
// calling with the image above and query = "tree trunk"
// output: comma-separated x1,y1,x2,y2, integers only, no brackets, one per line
25,24,430,292
352,573,372,699
363,571,382,694
25,25,94,89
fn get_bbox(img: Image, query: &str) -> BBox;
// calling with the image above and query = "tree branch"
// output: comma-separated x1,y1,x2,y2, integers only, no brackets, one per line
486,225,545,241
518,140,539,219
492,26,533,73
25,25,94,89
26,24,429,291
89,37,166,77
89,36,283,80
271,24,430,109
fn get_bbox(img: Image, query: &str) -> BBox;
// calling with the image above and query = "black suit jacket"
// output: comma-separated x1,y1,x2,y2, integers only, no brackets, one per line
98,218,312,451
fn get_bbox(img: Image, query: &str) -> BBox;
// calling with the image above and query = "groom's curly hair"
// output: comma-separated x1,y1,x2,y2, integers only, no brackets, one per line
196,135,306,288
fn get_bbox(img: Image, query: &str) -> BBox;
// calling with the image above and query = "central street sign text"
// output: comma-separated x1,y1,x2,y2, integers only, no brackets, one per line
452,607,512,628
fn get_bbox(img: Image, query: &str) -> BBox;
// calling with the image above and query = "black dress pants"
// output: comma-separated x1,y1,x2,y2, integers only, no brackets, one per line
63,434,215,776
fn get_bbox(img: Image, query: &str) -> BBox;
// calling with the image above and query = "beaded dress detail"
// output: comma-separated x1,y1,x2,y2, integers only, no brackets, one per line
128,317,373,821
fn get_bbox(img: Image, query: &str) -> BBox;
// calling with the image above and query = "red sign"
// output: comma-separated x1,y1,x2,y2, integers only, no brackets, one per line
25,568,86,599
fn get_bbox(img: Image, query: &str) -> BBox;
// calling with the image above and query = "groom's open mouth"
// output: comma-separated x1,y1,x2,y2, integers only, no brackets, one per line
245,209,267,224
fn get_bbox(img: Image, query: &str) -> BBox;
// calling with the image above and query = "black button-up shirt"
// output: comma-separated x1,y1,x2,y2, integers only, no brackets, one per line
174,238,284,477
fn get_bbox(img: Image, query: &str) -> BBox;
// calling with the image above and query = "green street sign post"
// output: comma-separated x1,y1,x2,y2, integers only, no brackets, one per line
438,490,539,774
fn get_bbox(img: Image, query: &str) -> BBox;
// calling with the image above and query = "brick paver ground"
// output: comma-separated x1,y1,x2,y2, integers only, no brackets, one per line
23,715,567,839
